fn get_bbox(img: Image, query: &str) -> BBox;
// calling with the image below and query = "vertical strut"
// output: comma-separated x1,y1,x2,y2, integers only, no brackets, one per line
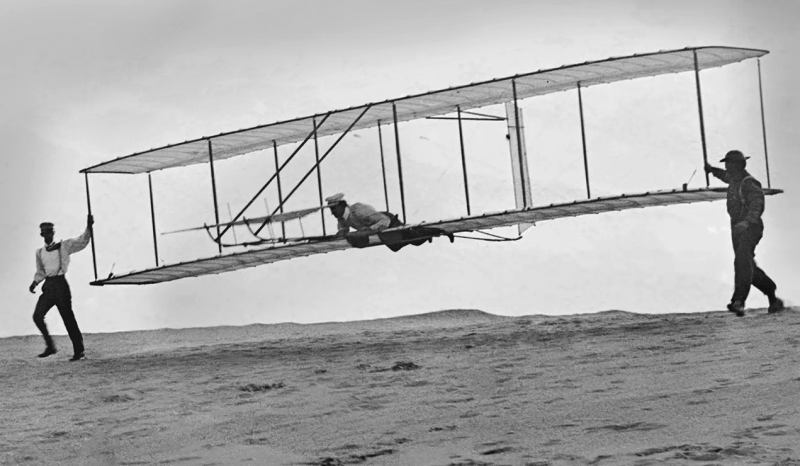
207,139,222,254
693,50,710,187
392,103,407,223
148,173,159,267
273,140,285,239
84,173,98,281
457,106,471,215
757,58,771,189
511,79,529,207
577,83,591,199
312,117,326,235
377,120,389,211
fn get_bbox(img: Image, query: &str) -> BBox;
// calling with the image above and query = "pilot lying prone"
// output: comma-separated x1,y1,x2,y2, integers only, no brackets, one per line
325,193,453,252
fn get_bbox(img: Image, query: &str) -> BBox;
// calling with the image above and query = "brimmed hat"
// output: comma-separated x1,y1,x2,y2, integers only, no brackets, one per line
720,150,749,164
39,222,54,232
325,193,346,206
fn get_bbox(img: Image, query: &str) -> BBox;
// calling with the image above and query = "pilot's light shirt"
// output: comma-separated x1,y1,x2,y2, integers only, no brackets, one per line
337,203,391,235
33,227,92,285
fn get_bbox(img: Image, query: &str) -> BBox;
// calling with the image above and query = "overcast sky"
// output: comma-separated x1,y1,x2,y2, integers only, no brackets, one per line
1,0,798,338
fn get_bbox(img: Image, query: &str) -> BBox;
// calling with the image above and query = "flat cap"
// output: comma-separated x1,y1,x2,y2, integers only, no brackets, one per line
325,193,345,205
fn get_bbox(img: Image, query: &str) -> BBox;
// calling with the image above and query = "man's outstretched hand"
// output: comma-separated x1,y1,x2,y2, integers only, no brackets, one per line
87,214,94,228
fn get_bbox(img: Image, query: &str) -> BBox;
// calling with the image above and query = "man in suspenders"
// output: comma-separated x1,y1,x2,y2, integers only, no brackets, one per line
705,150,784,317
29,216,93,360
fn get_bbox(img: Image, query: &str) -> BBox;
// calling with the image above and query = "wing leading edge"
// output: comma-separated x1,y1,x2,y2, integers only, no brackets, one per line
91,187,782,286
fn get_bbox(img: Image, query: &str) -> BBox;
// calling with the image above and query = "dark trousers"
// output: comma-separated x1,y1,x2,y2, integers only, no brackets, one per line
33,275,84,354
731,224,776,304
378,213,436,252
346,213,444,252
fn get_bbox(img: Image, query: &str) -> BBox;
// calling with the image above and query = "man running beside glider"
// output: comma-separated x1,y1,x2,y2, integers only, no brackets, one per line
705,150,784,317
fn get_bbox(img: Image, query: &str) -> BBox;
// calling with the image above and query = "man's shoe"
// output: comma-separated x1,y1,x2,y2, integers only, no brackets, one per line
727,301,746,317
768,297,785,314
38,347,57,358
69,351,85,362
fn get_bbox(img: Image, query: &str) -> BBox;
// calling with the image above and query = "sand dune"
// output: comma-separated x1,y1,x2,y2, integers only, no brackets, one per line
2,307,799,465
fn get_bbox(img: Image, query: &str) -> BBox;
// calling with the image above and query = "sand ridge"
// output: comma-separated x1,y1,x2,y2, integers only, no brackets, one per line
2,307,799,465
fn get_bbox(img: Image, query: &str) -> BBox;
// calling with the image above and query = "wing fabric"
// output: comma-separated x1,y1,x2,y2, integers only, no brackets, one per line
81,47,767,175
92,187,781,285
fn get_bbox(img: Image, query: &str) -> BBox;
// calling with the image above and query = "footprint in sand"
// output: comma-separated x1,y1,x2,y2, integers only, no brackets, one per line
391,361,420,371
730,424,796,439
238,382,284,392
480,446,514,455
445,460,494,466
633,443,777,463
359,361,421,373
429,425,457,432
315,448,395,465
101,394,135,403
585,422,667,433
687,399,711,406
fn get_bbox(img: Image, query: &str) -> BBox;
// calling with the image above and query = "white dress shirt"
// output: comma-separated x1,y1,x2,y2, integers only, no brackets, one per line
337,203,391,235
33,226,91,285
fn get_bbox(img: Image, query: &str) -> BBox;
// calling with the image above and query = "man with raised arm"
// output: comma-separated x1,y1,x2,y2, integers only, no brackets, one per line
29,215,93,361
705,150,783,317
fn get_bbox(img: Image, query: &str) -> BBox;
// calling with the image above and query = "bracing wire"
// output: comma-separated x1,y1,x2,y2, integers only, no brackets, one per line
263,198,275,239
226,203,238,244
453,229,523,242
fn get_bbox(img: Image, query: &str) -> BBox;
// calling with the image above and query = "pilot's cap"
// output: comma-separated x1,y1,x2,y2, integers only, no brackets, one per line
325,193,346,206
39,222,54,233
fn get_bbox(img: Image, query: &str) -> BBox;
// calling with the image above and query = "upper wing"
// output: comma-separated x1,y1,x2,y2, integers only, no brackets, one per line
81,47,767,175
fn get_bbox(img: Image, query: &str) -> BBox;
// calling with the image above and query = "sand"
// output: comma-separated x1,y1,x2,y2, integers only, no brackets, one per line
2,307,799,466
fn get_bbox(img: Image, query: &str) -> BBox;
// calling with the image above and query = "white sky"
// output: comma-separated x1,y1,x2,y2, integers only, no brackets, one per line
1,0,798,338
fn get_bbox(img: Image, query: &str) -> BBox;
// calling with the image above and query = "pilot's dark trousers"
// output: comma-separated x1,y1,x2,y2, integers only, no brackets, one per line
731,223,777,304
378,213,431,252
346,213,443,252
33,275,84,354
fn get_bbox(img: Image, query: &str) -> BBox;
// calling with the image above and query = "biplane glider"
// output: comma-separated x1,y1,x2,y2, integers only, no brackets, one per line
80,46,782,285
